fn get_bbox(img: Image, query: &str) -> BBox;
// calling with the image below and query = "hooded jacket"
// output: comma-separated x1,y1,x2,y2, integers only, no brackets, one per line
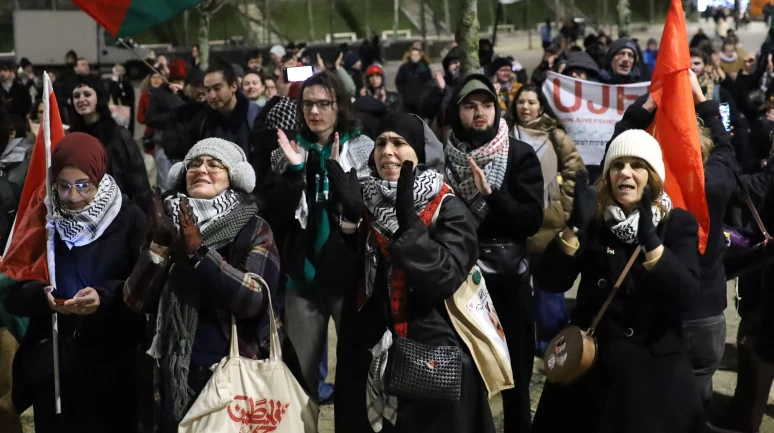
445,74,544,250
507,114,584,253
419,47,463,127
395,59,433,114
599,38,651,84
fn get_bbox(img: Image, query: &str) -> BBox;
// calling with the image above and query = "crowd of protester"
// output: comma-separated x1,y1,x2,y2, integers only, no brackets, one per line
1,14,774,433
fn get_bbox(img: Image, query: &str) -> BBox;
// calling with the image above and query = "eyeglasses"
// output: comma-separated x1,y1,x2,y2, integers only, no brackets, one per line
55,181,94,195
186,158,226,173
302,100,335,112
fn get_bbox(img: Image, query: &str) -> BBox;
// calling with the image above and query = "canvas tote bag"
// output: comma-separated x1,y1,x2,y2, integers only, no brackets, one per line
445,266,514,398
179,274,318,433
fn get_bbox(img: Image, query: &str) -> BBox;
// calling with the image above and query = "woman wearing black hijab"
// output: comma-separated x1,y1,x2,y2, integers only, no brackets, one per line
319,113,495,433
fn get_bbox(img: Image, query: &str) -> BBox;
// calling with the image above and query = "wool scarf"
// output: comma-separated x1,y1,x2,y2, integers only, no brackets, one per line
149,192,259,423
604,192,673,245
445,118,510,221
52,174,122,249
164,189,242,250
360,170,449,337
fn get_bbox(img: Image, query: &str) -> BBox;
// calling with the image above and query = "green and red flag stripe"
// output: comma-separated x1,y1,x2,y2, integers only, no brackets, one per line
72,0,202,37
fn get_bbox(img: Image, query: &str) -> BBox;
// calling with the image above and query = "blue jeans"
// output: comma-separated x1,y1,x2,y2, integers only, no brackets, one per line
532,255,569,354
682,313,726,408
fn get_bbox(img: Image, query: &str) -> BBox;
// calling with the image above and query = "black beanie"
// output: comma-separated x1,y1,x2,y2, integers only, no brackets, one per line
376,113,426,164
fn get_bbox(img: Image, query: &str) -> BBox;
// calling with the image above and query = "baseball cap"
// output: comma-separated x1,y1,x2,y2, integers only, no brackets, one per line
456,78,496,104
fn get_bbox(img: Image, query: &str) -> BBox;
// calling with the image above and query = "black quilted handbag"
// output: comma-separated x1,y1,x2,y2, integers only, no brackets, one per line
384,335,463,401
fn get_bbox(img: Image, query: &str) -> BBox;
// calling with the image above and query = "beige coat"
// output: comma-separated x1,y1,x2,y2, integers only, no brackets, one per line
512,115,584,254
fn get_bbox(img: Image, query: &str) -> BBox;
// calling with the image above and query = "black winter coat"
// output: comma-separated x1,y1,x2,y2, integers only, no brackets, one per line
189,91,259,155
72,116,151,212
6,200,147,430
395,61,433,114
532,209,705,433
145,85,196,161
604,98,737,320
476,137,545,256
319,196,495,433
2,79,32,119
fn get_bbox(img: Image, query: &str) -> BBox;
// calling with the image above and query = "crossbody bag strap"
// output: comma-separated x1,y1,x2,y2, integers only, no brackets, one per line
731,169,771,241
587,246,641,336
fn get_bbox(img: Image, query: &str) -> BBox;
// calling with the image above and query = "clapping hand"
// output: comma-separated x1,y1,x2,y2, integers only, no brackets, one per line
178,197,202,256
277,130,303,166
566,170,595,234
395,161,418,230
467,157,492,196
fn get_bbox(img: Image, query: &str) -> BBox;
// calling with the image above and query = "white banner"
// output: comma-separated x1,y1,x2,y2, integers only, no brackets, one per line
541,71,650,165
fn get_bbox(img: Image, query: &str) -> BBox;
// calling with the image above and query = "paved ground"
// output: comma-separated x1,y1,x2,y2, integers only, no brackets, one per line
17,20,774,433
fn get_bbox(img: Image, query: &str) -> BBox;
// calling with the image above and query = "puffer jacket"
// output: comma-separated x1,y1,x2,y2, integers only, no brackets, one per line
508,114,584,253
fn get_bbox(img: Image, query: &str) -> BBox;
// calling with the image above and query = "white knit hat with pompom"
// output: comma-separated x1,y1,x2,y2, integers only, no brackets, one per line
168,137,256,193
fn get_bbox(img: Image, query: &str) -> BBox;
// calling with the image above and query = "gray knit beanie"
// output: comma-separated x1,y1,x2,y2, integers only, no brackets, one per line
168,138,256,193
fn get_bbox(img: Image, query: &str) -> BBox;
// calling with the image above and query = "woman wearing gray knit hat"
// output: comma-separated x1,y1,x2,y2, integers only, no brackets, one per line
124,137,306,432
530,129,705,432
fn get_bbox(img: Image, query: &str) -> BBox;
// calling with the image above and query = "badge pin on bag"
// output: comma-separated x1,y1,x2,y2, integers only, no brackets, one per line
179,273,318,433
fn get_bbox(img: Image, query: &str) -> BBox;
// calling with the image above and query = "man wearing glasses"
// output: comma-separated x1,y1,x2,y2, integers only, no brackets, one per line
263,70,374,404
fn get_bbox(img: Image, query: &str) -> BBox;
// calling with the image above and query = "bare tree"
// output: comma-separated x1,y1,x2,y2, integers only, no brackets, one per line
307,0,315,40
456,0,480,76
617,0,630,38
197,0,228,71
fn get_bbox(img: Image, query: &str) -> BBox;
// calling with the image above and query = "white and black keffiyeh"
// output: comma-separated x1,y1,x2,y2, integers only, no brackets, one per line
445,118,510,221
52,174,122,249
362,170,445,238
165,189,239,231
367,330,398,432
604,192,673,244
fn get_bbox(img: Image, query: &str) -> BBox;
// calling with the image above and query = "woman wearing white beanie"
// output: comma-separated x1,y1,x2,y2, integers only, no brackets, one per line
124,138,306,432
531,129,705,432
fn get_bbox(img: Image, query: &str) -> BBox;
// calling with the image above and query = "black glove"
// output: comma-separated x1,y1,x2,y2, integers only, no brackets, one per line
637,185,662,252
325,160,364,222
566,170,595,233
396,161,418,230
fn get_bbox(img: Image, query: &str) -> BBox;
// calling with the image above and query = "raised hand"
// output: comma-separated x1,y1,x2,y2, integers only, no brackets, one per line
566,170,595,234
178,197,202,256
277,129,303,166
467,157,492,196
149,187,176,247
395,161,418,230
637,185,661,252
325,159,363,223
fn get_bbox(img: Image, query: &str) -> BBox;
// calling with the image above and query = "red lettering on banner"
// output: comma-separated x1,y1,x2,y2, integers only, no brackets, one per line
617,87,640,115
552,78,582,112
587,85,610,114
227,395,290,433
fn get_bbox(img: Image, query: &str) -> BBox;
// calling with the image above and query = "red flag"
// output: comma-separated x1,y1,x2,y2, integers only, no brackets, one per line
649,0,709,253
0,73,64,282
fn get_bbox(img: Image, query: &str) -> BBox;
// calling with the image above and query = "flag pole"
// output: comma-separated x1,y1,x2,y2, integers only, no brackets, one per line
42,72,61,414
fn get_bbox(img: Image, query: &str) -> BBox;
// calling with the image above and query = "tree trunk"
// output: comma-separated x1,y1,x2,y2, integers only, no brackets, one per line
443,0,451,34
456,0,480,76
421,0,427,45
307,0,315,41
617,0,630,38
649,0,655,24
554,0,561,24
393,0,399,40
198,8,211,71
365,0,371,37
264,0,270,44
329,0,335,39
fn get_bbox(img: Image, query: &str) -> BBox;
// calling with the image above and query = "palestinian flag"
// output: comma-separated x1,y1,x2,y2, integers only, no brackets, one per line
0,72,63,342
72,0,202,37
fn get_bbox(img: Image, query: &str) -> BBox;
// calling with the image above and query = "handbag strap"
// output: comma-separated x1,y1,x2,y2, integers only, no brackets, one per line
587,246,641,337
230,273,282,362
731,164,771,240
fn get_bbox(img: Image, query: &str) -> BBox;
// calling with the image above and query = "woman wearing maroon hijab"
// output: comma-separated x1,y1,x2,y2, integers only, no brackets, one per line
5,132,147,433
